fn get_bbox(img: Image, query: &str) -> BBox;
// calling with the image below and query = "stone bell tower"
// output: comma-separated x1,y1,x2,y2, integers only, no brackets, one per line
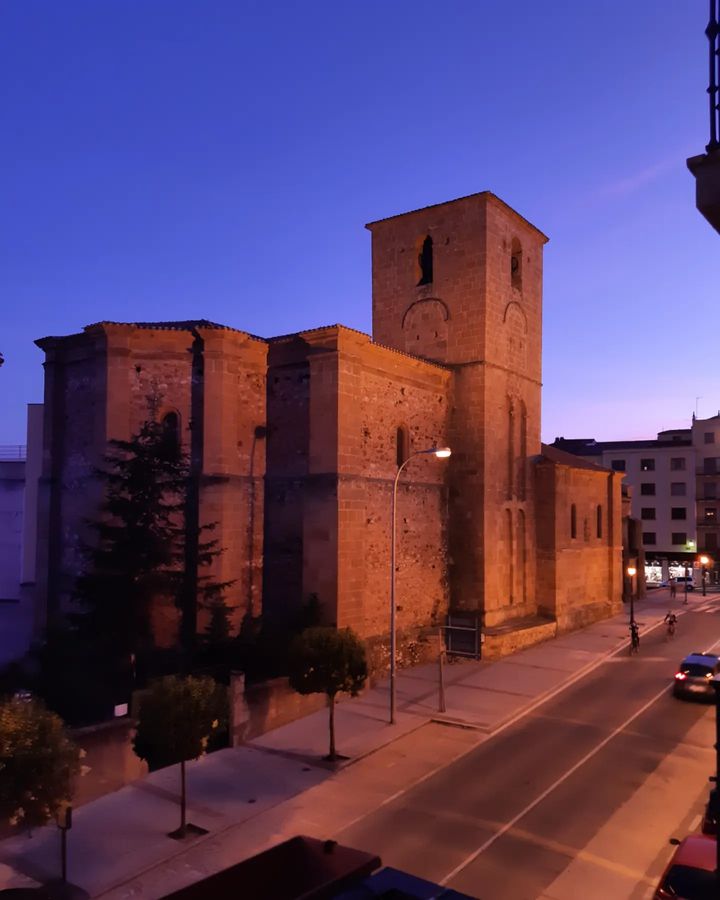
366,192,548,626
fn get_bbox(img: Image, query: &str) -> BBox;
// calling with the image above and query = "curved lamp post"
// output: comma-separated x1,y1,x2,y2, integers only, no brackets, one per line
390,446,451,724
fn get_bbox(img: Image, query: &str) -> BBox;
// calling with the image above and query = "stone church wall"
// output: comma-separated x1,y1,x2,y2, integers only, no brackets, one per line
535,456,623,632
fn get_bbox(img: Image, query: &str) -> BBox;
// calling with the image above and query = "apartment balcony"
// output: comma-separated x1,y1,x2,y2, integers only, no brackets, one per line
688,150,720,233
687,2,720,234
0,445,27,461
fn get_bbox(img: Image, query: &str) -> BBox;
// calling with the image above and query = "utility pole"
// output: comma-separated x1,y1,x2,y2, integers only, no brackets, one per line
713,676,720,885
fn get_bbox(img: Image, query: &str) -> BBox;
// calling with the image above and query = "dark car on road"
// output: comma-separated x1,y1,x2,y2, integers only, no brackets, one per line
653,834,717,899
672,653,720,701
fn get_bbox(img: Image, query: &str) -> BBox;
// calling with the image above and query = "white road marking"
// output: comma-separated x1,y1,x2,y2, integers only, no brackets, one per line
439,633,720,886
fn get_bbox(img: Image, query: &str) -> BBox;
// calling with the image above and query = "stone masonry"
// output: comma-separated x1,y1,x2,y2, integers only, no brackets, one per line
32,192,622,651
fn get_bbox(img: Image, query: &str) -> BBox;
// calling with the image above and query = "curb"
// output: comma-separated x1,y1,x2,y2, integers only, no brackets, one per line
429,608,672,736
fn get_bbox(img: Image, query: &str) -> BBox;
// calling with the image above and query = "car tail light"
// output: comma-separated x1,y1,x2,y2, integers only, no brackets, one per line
675,672,687,680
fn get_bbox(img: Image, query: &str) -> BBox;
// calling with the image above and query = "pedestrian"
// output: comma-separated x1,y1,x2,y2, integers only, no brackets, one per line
669,577,676,599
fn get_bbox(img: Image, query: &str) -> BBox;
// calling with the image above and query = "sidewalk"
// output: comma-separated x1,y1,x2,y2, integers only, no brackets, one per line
0,589,700,898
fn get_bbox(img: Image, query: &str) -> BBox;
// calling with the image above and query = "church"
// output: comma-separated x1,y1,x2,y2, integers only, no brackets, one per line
33,192,623,658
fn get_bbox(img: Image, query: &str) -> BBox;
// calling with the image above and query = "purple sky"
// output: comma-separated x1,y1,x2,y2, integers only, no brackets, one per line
2,1,718,444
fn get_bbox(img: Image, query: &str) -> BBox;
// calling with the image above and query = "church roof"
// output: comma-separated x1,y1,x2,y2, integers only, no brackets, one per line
365,191,549,242
85,319,266,342
538,443,613,473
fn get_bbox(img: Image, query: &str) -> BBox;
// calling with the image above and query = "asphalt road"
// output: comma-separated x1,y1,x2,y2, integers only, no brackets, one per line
338,605,720,899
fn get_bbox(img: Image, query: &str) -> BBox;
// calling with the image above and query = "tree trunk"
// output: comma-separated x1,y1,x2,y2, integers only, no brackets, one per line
180,758,187,836
328,692,336,760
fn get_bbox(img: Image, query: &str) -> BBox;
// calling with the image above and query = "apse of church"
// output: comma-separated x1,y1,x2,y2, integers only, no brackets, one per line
33,192,622,653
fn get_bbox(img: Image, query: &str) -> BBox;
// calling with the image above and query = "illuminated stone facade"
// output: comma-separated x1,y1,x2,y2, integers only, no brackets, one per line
34,193,623,649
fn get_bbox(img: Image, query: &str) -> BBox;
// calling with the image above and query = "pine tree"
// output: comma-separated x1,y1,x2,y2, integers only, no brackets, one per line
75,411,234,669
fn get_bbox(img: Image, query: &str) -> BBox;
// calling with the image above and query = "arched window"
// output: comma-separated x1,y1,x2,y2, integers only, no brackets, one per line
417,235,433,286
570,504,577,539
596,504,603,539
519,400,527,499
162,411,180,452
510,237,522,291
396,425,409,467
507,398,515,499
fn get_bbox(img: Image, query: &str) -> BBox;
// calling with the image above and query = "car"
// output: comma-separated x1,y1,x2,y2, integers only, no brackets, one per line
673,653,720,700
674,577,696,591
653,834,717,899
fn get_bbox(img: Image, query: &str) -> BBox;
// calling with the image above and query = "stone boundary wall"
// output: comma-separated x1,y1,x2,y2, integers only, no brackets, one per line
229,673,327,746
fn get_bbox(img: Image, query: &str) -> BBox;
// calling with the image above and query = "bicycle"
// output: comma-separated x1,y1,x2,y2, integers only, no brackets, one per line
665,615,677,640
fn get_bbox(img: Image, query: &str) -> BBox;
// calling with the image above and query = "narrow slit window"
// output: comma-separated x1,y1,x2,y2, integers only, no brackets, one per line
510,237,522,290
571,503,577,539
396,425,409,467
417,235,433,285
596,504,602,539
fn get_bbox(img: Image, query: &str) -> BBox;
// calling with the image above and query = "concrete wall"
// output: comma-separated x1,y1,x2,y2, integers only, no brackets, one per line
601,444,696,557
0,460,24,602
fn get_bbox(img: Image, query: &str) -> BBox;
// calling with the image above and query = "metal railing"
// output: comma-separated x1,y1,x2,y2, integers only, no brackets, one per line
0,445,27,461
707,0,720,151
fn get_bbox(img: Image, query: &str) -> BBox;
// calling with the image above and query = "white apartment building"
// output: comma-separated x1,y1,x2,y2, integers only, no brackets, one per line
553,413,720,583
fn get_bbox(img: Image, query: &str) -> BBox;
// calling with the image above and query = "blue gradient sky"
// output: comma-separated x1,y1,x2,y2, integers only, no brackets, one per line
2,1,718,444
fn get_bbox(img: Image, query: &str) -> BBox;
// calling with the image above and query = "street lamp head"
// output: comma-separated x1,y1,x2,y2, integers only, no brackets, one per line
700,554,710,565
627,566,637,577
434,447,452,459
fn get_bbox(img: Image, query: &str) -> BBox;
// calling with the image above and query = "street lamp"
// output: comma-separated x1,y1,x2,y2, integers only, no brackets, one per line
700,554,710,596
627,566,637,625
389,446,451,725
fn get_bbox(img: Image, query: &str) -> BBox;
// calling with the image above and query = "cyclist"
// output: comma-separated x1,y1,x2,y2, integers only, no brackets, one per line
664,611,678,639
629,621,640,655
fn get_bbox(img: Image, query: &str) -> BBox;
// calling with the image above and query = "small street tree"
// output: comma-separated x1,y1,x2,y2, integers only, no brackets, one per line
132,675,227,838
288,627,368,761
0,697,81,831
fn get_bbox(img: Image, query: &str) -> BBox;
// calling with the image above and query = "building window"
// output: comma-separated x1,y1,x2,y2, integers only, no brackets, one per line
417,235,433,285
396,425,409,467
672,532,687,545
643,532,657,545
510,237,522,290
670,457,686,471
706,533,718,551
596,504,602,539
640,458,655,471
670,482,687,496
161,411,180,453
640,483,656,496
570,504,577,539
611,459,626,471
706,482,717,499
705,432,715,444
705,508,717,522
641,508,656,520
671,507,687,520
704,458,719,475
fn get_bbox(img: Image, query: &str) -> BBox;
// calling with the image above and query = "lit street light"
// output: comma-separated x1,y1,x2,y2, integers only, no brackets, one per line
700,554,710,596
627,566,637,626
389,446,451,725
